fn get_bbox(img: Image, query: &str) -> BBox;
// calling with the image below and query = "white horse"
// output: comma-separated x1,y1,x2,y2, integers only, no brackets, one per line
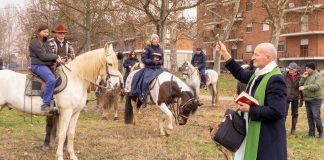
124,71,202,136
0,44,117,160
180,60,219,105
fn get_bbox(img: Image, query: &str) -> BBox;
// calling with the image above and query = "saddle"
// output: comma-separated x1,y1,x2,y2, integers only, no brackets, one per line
25,67,68,96
124,69,157,93
198,72,210,82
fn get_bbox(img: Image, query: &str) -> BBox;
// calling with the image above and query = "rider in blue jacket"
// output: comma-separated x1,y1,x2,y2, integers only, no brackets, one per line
191,48,207,89
129,34,164,107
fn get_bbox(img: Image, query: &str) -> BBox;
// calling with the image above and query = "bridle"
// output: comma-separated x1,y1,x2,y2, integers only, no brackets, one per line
170,97,196,125
104,64,122,89
182,62,197,80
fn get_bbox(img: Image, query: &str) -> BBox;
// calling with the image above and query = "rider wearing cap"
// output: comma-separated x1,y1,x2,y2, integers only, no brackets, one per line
129,33,164,107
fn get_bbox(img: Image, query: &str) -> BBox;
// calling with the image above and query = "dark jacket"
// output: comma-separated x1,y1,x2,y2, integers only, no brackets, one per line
141,44,164,69
29,37,58,65
225,59,287,160
191,53,206,70
123,57,139,73
48,37,74,57
299,70,322,101
284,72,301,101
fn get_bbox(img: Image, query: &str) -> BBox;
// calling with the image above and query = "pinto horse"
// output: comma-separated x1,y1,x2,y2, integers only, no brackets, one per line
124,71,202,136
0,44,116,160
180,60,219,105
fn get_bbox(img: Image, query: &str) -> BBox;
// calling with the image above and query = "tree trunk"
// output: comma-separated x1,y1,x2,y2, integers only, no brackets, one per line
213,0,240,73
85,1,91,51
170,39,178,73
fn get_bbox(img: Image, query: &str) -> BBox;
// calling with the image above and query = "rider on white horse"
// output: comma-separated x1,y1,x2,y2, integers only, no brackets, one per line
29,24,64,112
191,48,207,89
129,33,164,108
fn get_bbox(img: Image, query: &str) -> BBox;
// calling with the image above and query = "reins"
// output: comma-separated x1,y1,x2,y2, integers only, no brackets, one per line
60,63,110,90
167,75,195,125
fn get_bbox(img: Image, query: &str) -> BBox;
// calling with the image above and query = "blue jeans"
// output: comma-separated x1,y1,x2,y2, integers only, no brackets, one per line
199,68,206,85
31,65,56,105
305,99,323,136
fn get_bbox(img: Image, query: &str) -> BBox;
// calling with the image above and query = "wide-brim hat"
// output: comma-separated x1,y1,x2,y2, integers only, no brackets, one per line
52,24,68,33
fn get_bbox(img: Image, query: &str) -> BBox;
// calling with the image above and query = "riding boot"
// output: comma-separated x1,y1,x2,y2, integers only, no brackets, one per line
291,117,298,135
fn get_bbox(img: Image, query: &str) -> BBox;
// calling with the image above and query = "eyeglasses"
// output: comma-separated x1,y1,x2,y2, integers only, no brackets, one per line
57,32,66,35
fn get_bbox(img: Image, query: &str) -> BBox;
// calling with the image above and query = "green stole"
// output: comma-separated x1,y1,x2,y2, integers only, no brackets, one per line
243,67,281,160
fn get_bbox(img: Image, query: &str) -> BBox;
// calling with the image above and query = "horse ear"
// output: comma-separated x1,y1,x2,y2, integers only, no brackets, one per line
104,43,115,55
109,44,114,54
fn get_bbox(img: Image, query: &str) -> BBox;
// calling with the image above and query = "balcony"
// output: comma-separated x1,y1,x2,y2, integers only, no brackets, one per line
202,21,222,31
205,0,238,10
234,12,244,21
226,33,243,42
285,3,324,12
205,2,217,9
221,0,236,6
280,24,324,37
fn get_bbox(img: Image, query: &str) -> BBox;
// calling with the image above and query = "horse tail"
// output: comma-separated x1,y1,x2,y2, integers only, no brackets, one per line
124,96,133,124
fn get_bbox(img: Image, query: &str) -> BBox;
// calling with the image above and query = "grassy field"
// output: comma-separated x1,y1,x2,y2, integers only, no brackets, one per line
0,74,323,160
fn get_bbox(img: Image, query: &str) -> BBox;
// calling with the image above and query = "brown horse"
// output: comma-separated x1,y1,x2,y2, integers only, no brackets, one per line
97,68,123,120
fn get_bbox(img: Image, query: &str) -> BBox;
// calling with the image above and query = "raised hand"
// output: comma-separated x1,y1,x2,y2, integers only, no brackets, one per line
215,41,231,61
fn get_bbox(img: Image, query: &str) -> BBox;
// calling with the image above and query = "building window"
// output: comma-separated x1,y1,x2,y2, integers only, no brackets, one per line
231,45,237,59
300,39,308,57
246,2,253,11
246,23,252,32
277,42,284,51
262,21,270,31
246,44,253,53
301,15,308,32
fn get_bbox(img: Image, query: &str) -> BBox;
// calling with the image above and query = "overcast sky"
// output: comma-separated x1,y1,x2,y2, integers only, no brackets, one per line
0,0,196,19
0,0,26,8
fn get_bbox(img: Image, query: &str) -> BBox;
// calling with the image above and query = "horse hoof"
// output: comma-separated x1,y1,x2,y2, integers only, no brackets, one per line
57,155,64,160
160,131,166,136
164,129,171,137
70,155,78,160
101,117,108,121
113,117,119,121
41,145,50,151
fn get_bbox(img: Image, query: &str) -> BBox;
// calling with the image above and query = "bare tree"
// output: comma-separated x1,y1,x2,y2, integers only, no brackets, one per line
0,4,20,69
201,0,241,73
121,0,207,49
262,0,289,48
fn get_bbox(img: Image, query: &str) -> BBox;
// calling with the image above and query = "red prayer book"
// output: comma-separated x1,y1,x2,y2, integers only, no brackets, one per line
234,91,259,106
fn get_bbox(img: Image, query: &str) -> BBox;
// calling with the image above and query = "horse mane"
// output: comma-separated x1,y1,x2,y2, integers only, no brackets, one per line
68,48,108,83
109,52,119,70
131,62,144,71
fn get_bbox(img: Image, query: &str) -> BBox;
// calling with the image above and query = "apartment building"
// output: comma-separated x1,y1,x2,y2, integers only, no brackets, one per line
197,0,324,71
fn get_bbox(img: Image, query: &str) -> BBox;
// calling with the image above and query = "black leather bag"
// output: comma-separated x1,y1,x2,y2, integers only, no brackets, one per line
211,109,246,152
